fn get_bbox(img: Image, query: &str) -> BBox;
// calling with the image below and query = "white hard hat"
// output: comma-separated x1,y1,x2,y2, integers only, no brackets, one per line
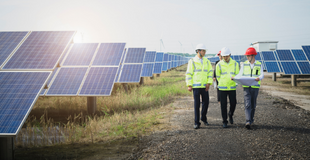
221,47,231,56
195,43,207,51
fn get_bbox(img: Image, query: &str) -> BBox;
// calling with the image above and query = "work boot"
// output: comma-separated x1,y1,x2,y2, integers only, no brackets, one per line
229,114,233,124
223,123,228,128
194,125,200,129
203,121,209,126
245,122,251,129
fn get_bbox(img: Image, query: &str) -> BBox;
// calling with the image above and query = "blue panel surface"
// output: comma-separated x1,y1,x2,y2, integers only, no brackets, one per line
255,52,261,61
280,62,301,74
0,72,50,134
153,63,163,74
163,53,168,61
155,52,164,62
92,43,126,65
3,31,75,69
40,68,59,95
261,51,276,61
291,49,308,61
80,67,118,95
301,46,310,60
46,67,87,95
276,50,294,61
0,32,28,66
162,62,168,71
141,63,154,77
63,43,98,66
119,64,143,82
297,62,310,74
265,62,281,73
124,48,145,63
144,51,156,62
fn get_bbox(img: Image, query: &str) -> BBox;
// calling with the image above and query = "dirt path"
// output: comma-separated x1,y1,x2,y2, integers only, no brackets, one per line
130,85,310,159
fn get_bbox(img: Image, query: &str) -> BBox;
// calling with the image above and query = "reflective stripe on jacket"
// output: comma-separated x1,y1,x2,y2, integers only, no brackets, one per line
186,56,213,88
216,58,239,91
242,61,261,88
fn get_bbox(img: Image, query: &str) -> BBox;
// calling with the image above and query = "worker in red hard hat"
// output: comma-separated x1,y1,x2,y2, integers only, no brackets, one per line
236,47,264,129
213,50,223,104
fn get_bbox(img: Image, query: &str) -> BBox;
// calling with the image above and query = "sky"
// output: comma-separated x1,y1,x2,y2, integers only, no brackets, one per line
1,0,310,55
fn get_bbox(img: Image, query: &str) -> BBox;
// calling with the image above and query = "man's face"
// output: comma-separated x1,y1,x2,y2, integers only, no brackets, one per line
223,55,230,62
246,55,254,62
219,56,222,60
197,49,206,57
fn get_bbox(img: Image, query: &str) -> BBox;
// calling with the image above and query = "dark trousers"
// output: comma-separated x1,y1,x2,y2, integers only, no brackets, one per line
193,88,209,125
217,88,221,102
243,87,259,124
219,90,237,124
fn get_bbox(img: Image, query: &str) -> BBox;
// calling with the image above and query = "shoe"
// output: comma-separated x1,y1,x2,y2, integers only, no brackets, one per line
194,125,200,129
245,122,251,129
229,114,233,124
223,123,228,128
203,121,209,126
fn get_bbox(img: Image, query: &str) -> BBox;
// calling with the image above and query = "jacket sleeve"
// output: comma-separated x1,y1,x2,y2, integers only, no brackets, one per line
185,59,194,87
207,60,213,85
216,63,221,82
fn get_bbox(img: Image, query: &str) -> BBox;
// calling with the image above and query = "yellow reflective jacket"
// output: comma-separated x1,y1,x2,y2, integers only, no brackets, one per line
242,61,261,88
216,58,239,91
186,56,213,88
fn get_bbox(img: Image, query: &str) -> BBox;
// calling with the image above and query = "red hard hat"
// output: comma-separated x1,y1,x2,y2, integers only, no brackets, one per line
245,47,257,55
217,50,221,56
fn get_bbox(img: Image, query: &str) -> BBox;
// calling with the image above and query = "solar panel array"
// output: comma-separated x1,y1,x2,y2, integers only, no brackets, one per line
141,51,156,77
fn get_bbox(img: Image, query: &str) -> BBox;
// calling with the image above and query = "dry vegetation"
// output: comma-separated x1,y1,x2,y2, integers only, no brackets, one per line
15,65,191,148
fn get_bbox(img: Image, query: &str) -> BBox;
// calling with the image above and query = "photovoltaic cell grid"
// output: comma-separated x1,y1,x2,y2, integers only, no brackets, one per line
297,62,310,74
143,51,156,62
163,53,168,61
162,62,168,71
276,50,294,61
261,51,276,61
40,68,59,95
0,72,50,135
3,31,75,70
46,67,88,95
62,43,98,66
291,49,308,61
0,32,28,67
92,43,126,66
280,62,301,74
141,63,154,77
118,64,143,83
80,67,118,95
155,52,164,62
124,48,146,63
301,46,310,60
265,62,281,73
153,63,163,74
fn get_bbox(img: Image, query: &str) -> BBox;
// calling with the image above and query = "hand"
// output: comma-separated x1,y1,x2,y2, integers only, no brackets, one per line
231,76,234,80
205,84,210,91
255,77,260,81
188,86,192,92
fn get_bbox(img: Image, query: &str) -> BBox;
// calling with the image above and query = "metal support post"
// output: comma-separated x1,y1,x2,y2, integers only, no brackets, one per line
139,77,144,85
156,74,160,77
0,137,14,160
272,73,277,81
123,83,128,94
291,75,297,86
87,97,97,114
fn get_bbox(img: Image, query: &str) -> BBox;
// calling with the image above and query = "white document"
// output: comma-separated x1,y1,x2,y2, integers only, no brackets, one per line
233,76,258,86
213,80,217,89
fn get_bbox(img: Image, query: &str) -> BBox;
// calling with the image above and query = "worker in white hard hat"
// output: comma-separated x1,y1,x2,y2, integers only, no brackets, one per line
215,47,239,128
186,43,213,129
213,51,223,104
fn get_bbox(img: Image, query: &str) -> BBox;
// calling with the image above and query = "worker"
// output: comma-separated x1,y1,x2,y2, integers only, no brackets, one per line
213,51,223,104
186,43,213,129
216,47,239,128
237,47,264,129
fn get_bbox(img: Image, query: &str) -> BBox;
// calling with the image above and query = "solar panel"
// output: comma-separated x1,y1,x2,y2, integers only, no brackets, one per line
256,52,262,61
62,43,98,66
0,72,50,135
79,67,118,95
0,32,29,67
124,48,145,63
40,67,60,95
144,51,156,62
163,53,168,61
301,45,310,60
3,31,75,70
162,62,168,71
118,64,143,83
297,62,310,74
46,67,88,95
291,49,308,61
280,62,301,74
265,62,281,73
155,52,164,62
276,50,294,61
141,63,154,77
92,43,126,66
153,63,163,74
261,51,276,61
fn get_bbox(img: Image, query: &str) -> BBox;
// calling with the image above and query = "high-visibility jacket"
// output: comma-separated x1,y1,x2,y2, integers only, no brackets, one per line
216,58,239,91
186,56,213,88
242,61,261,88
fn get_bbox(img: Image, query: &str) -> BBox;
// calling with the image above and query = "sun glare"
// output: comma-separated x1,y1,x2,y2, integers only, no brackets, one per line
73,32,83,43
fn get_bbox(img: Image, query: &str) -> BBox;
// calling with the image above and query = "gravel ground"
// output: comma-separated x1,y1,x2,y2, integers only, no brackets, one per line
129,85,310,160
